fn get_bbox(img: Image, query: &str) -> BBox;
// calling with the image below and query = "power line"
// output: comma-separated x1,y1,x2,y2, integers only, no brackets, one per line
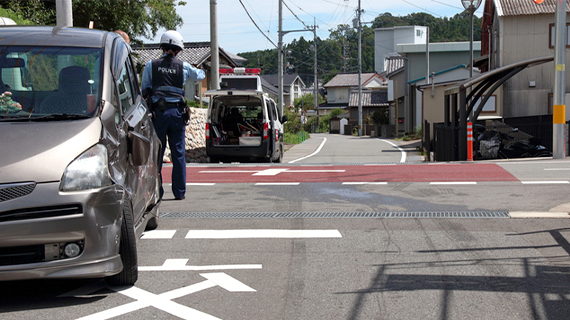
238,0,277,48
283,0,310,29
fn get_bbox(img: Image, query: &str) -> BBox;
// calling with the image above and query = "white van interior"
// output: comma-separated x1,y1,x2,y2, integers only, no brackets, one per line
209,95,266,147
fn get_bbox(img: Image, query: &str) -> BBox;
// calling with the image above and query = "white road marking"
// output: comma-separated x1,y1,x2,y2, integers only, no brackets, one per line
287,170,345,173
185,229,342,239
380,139,407,163
187,183,216,186
342,182,388,185
201,273,256,292
544,168,570,170
141,230,177,239
199,170,259,173
288,137,327,163
521,181,570,184
139,259,262,271
68,272,256,320
255,182,300,185
509,211,570,218
430,182,477,185
253,168,289,176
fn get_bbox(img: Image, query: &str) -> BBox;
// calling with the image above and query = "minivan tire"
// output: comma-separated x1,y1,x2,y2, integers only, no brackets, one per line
106,203,138,286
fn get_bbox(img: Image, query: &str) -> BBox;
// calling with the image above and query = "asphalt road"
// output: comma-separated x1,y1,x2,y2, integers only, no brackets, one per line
2,133,570,320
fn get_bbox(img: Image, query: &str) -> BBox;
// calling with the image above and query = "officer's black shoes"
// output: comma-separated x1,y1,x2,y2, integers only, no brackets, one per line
174,196,185,200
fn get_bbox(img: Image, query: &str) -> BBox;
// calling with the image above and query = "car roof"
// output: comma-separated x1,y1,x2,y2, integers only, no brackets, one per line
0,26,113,48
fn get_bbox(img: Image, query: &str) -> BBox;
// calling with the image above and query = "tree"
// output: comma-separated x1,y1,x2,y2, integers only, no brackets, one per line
1,0,186,45
3,0,55,25
0,7,34,25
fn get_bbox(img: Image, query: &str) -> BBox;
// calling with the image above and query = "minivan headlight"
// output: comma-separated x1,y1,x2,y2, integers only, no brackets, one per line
60,144,112,192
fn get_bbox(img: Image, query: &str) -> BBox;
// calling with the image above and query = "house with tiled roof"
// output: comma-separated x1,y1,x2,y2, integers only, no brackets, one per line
260,74,305,108
481,0,570,119
321,73,387,121
131,42,242,103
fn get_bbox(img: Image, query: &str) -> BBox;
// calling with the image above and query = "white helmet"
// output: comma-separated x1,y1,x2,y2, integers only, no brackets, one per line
160,30,184,51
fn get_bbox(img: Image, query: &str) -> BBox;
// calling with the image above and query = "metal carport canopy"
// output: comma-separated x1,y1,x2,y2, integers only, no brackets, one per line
445,55,554,121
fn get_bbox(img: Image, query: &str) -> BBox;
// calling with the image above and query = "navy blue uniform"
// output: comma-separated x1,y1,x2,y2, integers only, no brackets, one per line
141,54,204,199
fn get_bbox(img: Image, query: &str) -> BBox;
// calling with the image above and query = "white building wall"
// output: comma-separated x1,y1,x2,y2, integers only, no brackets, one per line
374,26,427,73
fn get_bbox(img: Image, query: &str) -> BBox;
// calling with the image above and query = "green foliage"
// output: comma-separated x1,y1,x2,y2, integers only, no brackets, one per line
1,0,185,45
330,108,345,118
283,109,301,134
371,108,389,125
293,94,325,111
0,7,34,25
4,0,55,25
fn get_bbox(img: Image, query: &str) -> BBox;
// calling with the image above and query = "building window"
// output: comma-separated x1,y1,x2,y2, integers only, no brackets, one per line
549,23,570,48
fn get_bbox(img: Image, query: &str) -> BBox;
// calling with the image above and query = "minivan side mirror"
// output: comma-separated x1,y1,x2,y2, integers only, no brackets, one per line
127,131,150,166
281,115,288,123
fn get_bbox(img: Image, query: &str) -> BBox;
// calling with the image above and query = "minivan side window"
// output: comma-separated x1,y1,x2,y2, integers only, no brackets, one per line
117,58,136,114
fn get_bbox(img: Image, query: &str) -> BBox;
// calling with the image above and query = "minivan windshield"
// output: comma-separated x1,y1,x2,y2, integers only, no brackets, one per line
0,46,102,120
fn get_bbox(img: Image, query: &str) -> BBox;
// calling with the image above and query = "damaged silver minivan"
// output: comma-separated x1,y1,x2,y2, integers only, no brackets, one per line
0,26,161,285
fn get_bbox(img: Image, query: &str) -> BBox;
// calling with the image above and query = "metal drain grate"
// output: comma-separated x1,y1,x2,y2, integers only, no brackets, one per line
162,211,510,219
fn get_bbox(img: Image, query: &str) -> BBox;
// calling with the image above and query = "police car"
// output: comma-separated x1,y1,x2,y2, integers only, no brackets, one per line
205,68,287,163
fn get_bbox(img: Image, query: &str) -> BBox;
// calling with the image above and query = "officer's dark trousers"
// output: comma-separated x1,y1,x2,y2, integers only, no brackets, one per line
152,107,186,199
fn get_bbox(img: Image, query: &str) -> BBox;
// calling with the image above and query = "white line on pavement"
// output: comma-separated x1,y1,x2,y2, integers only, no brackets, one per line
185,229,342,239
509,211,570,218
255,182,300,185
288,137,327,163
342,182,388,185
138,259,262,271
141,230,177,239
430,182,477,185
521,181,570,184
380,139,406,163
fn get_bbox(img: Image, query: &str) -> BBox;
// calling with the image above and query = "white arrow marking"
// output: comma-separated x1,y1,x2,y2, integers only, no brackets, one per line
138,259,262,271
200,273,256,292
185,229,342,239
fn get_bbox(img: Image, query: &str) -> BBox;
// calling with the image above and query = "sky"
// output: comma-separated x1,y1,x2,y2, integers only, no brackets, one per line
144,0,485,55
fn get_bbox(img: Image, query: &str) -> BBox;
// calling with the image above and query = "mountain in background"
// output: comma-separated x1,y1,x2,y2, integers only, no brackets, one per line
238,12,482,86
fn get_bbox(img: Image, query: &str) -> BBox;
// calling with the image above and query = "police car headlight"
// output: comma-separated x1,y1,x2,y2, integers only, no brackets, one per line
60,144,112,192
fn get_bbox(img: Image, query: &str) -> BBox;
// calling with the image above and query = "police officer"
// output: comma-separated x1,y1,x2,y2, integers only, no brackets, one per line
141,30,205,200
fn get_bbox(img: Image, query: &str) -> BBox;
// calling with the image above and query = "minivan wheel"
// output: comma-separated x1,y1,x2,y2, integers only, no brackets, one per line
106,203,138,286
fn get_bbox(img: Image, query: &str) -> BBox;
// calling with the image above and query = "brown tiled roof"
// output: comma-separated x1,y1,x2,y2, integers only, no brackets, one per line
323,73,380,88
348,90,389,107
495,0,570,16
131,42,239,68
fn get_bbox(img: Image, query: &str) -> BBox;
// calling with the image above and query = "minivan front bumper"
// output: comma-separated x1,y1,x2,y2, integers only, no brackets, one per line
0,182,125,281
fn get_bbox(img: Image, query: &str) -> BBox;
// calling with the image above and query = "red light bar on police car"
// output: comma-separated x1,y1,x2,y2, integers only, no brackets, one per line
219,68,261,75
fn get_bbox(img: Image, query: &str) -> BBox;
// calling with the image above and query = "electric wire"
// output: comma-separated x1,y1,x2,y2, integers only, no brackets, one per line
238,0,278,48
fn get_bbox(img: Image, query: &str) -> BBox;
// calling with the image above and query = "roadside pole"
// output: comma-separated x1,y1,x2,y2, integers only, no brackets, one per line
553,0,567,158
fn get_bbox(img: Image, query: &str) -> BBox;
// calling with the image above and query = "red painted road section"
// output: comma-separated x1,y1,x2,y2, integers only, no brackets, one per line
161,163,519,184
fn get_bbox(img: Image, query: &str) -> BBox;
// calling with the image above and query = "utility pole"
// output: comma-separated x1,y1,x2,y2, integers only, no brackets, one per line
56,0,72,27
313,18,319,130
357,0,363,136
278,0,284,118
278,0,317,121
552,0,566,158
210,0,220,90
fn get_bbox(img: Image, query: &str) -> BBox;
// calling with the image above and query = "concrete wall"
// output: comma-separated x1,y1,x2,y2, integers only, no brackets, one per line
375,26,427,73
162,107,209,163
